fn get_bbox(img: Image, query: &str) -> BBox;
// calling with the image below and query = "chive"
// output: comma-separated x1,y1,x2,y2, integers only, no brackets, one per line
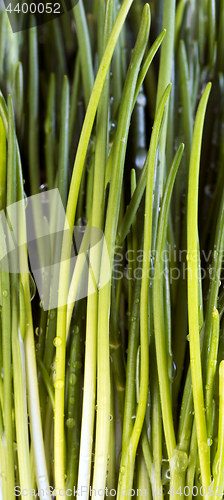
111,0,122,120
28,20,40,195
174,0,187,52
205,309,219,442
0,218,14,499
65,325,82,492
186,420,197,500
44,73,56,191
187,82,212,490
0,117,6,211
203,184,224,374
58,75,69,208
86,153,94,220
122,266,141,449
212,361,224,496
208,0,216,69
107,369,116,493
52,18,67,82
178,40,192,170
109,274,126,422
69,53,81,151
217,0,224,73
0,398,7,498
154,144,184,458
156,0,175,188
73,0,94,108
15,62,24,138
19,283,26,342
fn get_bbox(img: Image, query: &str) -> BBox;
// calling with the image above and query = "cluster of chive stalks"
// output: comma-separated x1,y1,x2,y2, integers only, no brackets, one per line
0,0,224,499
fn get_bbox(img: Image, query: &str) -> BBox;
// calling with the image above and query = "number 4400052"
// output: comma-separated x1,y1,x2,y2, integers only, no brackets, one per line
6,2,60,13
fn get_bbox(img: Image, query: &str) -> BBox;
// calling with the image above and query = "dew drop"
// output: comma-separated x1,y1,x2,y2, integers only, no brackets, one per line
72,325,79,335
204,184,215,199
171,358,177,382
39,184,49,206
50,309,56,320
2,289,8,298
110,121,117,134
213,250,218,260
50,362,56,372
173,450,188,473
199,442,208,455
72,360,82,370
120,466,126,475
77,217,87,234
109,414,113,421
54,379,64,389
198,473,202,485
38,476,46,483
66,418,75,429
53,336,62,347
35,327,43,337
69,396,75,406
209,267,213,276
69,373,77,386
39,183,48,193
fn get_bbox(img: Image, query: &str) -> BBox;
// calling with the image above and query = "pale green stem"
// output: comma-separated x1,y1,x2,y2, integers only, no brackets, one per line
187,82,212,492
155,0,176,189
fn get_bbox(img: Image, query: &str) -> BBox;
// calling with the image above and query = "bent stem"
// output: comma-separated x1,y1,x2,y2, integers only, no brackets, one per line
187,82,212,492
54,0,139,492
